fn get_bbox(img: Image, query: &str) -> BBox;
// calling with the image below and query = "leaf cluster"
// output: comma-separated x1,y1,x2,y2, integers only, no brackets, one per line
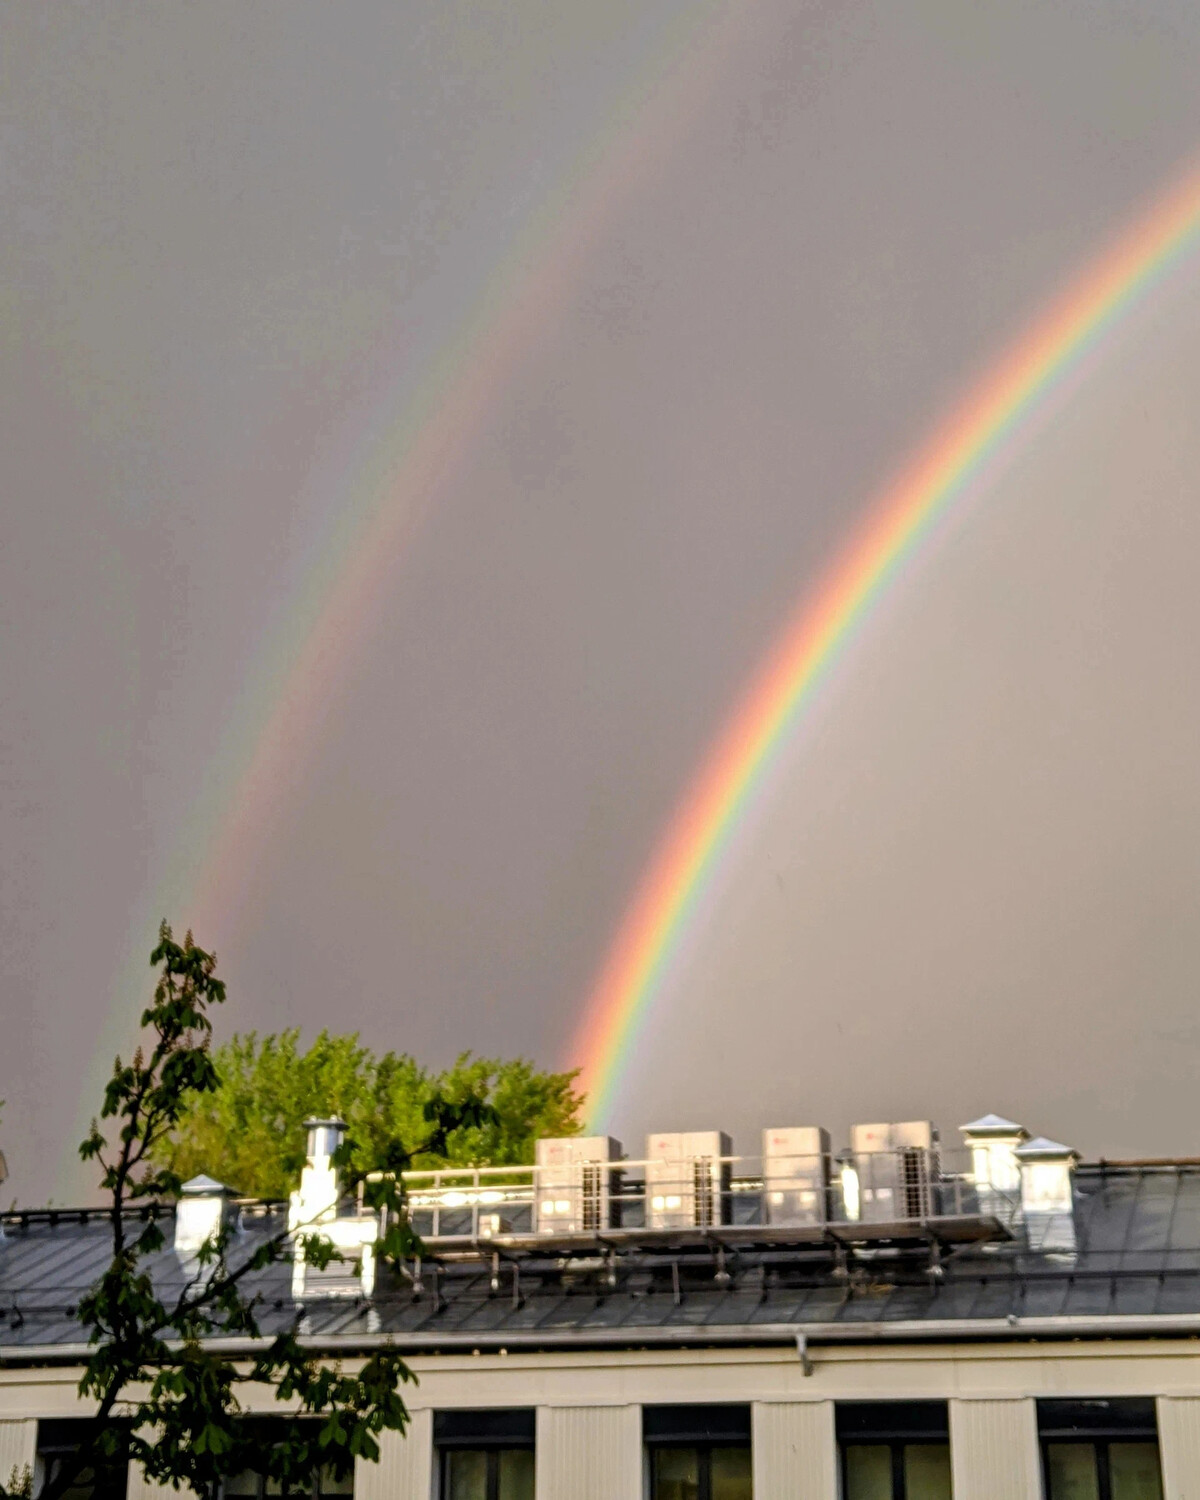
154,1030,583,1200
0,924,499,1500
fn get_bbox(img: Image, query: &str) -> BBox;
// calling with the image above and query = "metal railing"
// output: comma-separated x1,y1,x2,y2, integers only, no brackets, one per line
362,1148,1022,1244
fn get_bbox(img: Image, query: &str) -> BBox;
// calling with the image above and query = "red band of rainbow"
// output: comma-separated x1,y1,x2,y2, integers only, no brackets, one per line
573,161,1200,1129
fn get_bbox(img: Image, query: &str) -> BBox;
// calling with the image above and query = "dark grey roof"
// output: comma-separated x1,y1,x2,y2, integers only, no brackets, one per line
5,1164,1200,1359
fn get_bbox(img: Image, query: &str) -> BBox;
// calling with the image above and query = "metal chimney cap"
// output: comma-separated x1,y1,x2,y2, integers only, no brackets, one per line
303,1116,346,1130
180,1174,233,1198
1014,1137,1079,1162
960,1114,1028,1138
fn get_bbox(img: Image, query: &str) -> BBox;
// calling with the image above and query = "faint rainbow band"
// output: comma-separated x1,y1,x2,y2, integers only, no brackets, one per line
573,161,1200,1129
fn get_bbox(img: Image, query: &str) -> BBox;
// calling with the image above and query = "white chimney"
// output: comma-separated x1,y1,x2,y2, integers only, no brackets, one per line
175,1175,236,1257
289,1117,346,1231
960,1114,1028,1226
1015,1137,1079,1253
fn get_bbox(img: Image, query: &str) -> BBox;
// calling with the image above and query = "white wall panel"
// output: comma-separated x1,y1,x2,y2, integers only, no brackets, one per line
949,1398,1041,1500
0,1421,36,1489
1158,1397,1200,1500
752,1401,836,1499
355,1410,433,1500
535,1404,641,1500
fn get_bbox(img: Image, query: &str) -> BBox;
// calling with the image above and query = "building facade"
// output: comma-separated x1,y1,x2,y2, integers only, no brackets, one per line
3,1114,1200,1499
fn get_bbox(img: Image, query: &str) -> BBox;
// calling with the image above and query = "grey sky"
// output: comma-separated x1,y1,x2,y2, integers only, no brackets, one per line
3,2,1200,1205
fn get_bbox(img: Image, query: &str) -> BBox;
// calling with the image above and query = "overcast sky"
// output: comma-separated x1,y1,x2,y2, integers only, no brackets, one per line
4,2,1200,1205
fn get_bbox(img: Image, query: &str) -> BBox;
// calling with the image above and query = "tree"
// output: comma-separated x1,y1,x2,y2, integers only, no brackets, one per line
0,924,492,1500
156,1030,583,1201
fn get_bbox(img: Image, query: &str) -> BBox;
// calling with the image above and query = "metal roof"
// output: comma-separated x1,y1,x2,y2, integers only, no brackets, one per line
5,1164,1200,1359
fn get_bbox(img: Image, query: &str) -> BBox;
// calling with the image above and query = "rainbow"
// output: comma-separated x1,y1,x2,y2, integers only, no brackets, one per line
69,4,744,1194
186,3,743,946
573,161,1200,1130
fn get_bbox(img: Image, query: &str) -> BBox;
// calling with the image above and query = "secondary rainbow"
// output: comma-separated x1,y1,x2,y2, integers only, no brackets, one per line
69,5,745,1195
573,161,1200,1130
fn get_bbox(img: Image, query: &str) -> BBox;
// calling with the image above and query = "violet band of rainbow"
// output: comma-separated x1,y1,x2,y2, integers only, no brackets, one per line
574,161,1200,1130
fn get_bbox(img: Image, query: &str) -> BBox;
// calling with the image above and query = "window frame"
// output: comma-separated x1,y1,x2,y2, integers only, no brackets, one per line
838,1438,953,1500
646,1441,752,1500
434,1409,536,1500
1037,1398,1163,1500
1039,1437,1166,1500
36,1419,130,1500
219,1474,352,1500
643,1403,753,1500
835,1401,951,1500
438,1445,536,1500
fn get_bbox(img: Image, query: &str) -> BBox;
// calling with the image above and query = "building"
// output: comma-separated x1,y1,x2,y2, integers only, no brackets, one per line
3,1113,1200,1497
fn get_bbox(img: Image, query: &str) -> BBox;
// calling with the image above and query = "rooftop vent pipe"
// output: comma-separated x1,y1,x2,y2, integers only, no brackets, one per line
175,1175,236,1257
289,1116,346,1232
960,1114,1028,1227
1015,1136,1079,1253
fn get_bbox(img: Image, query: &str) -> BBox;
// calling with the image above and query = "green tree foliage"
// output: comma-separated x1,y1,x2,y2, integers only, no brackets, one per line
155,1031,583,1201
0,924,494,1500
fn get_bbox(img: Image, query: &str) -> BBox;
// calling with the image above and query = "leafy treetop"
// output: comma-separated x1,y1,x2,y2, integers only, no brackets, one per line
155,1030,583,1200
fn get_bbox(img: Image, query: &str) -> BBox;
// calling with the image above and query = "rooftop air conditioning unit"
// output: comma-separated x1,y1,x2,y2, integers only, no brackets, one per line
762,1126,830,1227
645,1131,731,1230
534,1136,622,1235
846,1121,938,1224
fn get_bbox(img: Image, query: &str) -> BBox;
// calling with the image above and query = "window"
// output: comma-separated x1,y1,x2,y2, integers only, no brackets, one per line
222,1469,352,1500
36,1420,128,1500
837,1403,952,1500
1039,1399,1163,1500
644,1405,752,1500
435,1409,535,1500
218,1421,354,1500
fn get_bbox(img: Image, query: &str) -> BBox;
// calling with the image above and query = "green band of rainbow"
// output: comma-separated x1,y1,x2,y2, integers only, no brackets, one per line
573,162,1200,1130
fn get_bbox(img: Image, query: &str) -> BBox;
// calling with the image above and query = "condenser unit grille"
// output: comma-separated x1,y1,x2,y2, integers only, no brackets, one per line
902,1148,931,1219
581,1163,602,1232
693,1158,714,1227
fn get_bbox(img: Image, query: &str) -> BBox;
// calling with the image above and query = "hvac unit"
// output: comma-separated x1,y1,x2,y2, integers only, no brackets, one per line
846,1120,939,1224
762,1126,831,1227
645,1131,732,1230
534,1136,622,1234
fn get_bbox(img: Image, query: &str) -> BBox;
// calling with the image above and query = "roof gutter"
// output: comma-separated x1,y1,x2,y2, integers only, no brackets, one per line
6,1313,1200,1366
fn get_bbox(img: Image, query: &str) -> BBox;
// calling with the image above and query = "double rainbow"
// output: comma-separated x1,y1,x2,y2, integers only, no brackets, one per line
573,162,1200,1129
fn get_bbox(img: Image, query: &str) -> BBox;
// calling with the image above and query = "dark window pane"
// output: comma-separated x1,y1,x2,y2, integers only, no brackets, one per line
711,1446,752,1500
40,1455,128,1500
435,1411,537,1447
497,1449,535,1500
904,1444,951,1500
317,1465,354,1498
223,1476,260,1498
1110,1443,1164,1500
652,1447,701,1500
445,1450,489,1500
1039,1402,1158,1439
645,1407,752,1444
844,1445,893,1500
1046,1443,1101,1500
837,1405,949,1442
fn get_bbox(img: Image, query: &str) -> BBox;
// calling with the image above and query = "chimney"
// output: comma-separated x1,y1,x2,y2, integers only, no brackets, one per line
960,1114,1028,1226
288,1117,346,1231
175,1175,236,1257
1015,1137,1080,1253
